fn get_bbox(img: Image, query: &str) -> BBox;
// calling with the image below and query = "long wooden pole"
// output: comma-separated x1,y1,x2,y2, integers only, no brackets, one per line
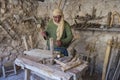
102,39,113,80
49,38,54,54
29,35,33,49
49,38,54,64
105,37,118,80
105,48,115,80
112,59,120,80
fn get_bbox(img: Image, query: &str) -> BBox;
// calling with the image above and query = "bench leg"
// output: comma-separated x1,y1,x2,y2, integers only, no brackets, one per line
13,63,17,74
24,69,30,80
2,65,6,78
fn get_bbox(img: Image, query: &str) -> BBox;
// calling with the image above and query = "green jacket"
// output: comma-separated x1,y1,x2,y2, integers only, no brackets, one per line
45,20,73,48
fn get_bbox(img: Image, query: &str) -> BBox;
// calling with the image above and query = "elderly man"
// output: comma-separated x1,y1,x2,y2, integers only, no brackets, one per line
42,8,73,56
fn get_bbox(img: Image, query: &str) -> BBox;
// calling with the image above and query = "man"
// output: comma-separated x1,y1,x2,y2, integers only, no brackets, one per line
42,8,73,56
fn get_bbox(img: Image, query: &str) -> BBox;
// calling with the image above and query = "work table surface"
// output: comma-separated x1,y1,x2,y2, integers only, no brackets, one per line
15,49,88,80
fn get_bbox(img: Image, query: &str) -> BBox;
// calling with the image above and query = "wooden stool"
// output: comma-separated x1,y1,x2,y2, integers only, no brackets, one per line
80,53,97,76
2,61,17,78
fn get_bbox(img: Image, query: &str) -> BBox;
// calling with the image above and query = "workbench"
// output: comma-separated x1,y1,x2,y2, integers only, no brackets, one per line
15,49,88,80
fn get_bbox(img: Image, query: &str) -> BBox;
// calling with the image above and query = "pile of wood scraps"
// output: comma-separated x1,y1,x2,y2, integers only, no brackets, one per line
54,55,83,72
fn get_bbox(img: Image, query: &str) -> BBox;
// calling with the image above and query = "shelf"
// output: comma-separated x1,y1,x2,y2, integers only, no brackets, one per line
74,27,120,32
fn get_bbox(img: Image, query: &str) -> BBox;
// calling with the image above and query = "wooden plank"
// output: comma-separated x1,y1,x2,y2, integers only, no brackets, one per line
22,55,42,62
15,56,73,80
24,49,53,59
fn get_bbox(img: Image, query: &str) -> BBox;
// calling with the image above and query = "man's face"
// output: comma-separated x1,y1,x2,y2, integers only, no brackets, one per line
53,15,61,23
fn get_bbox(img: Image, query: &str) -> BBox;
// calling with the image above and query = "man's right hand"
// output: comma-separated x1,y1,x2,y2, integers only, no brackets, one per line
55,40,62,47
41,31,48,40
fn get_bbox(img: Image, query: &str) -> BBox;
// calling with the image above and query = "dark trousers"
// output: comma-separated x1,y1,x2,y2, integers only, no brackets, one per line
54,47,68,56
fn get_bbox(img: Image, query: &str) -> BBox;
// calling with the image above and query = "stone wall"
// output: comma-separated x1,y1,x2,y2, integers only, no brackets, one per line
0,0,46,69
37,0,120,25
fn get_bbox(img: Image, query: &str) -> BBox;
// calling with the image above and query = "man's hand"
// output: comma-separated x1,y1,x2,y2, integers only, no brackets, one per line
55,40,62,47
41,31,48,40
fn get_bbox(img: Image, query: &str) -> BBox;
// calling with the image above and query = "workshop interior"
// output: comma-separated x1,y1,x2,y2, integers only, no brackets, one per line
0,0,120,80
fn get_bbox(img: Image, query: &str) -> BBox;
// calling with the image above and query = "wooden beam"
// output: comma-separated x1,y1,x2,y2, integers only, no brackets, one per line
24,49,53,59
102,39,113,80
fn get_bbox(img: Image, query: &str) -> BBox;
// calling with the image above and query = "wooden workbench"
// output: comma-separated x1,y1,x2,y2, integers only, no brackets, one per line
15,49,88,80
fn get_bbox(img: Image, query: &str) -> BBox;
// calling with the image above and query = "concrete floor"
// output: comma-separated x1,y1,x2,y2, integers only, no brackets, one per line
0,69,101,80
0,70,24,80
0,69,45,80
